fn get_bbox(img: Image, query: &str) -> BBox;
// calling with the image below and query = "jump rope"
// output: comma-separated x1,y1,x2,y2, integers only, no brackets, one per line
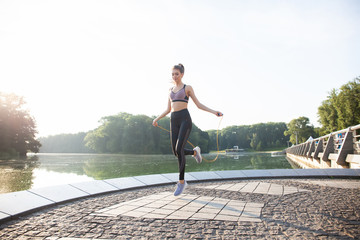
156,115,223,163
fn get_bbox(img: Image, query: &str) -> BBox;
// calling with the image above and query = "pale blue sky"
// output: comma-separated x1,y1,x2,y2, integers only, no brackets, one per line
1,0,359,137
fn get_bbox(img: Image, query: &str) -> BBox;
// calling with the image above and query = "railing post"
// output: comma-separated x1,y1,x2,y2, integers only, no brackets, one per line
300,143,304,156
336,129,353,165
307,140,315,158
313,139,323,161
297,144,302,155
322,134,334,162
303,142,310,156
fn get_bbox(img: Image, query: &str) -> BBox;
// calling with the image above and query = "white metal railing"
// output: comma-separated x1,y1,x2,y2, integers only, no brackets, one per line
286,124,360,167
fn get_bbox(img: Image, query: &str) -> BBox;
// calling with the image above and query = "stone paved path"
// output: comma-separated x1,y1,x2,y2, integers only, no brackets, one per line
93,192,263,222
0,179,359,239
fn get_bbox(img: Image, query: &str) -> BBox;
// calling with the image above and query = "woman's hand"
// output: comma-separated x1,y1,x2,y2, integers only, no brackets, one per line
152,119,158,127
215,111,223,117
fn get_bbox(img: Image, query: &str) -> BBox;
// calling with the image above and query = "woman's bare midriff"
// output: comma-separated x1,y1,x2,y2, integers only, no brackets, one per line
171,102,188,112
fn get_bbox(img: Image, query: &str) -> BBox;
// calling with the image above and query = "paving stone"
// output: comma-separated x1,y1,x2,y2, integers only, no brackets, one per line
268,169,300,177
104,177,146,190
227,182,247,191
0,211,11,221
219,209,241,217
188,171,222,180
228,199,246,205
135,207,154,213
268,184,283,195
121,211,147,218
151,209,174,215
294,169,327,176
69,180,118,195
180,206,202,212
241,182,260,193
133,174,173,185
253,182,271,194
242,170,273,178
191,212,217,220
214,183,236,190
323,168,360,177
167,211,194,220
105,205,139,215
0,190,54,216
198,208,221,214
214,170,247,179
28,185,89,203
242,211,261,218
161,172,197,182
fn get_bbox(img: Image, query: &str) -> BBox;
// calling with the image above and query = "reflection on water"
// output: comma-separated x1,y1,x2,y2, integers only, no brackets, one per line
0,152,293,194
32,169,94,189
0,156,40,193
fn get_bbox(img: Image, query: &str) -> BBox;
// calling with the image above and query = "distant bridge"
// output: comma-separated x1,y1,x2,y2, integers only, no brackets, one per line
286,124,360,169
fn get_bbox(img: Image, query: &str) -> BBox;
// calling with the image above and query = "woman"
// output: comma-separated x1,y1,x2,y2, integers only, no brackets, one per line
152,63,223,196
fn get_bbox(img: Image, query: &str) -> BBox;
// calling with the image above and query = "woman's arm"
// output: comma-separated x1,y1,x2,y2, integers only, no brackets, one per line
187,85,223,116
152,98,171,126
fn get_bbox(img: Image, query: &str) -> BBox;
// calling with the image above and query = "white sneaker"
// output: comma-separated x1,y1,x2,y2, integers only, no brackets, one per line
174,181,187,196
193,146,202,163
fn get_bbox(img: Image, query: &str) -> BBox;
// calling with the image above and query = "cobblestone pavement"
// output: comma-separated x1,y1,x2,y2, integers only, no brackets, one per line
0,179,359,239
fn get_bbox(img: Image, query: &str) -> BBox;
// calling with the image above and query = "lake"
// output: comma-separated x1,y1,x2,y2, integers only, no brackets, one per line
0,152,293,194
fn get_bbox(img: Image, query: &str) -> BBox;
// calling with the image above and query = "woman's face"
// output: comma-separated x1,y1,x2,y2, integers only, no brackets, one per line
172,69,183,83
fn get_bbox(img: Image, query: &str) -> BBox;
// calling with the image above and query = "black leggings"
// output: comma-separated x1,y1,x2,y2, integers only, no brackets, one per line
170,109,194,181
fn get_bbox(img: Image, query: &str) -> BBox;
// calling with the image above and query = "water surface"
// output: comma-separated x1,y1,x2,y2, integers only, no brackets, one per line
0,152,292,194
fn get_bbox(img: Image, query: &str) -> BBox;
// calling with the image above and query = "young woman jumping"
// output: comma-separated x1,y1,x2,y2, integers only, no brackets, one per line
152,63,223,196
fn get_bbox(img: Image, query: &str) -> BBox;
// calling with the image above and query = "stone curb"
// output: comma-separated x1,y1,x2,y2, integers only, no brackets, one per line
0,168,359,224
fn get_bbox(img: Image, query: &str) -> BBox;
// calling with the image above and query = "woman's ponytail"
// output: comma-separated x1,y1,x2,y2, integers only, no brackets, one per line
173,63,185,74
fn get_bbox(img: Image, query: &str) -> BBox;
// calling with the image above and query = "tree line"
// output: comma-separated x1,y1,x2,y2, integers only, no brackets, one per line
38,112,289,154
209,122,289,151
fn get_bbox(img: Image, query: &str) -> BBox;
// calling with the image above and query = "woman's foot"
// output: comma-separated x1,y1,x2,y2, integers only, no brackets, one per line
174,181,187,196
193,146,202,163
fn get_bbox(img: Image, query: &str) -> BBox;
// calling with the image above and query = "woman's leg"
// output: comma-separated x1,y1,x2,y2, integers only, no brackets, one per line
170,119,180,158
175,119,194,180
170,110,194,196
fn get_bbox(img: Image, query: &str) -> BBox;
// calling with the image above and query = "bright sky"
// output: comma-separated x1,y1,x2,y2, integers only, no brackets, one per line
1,0,359,137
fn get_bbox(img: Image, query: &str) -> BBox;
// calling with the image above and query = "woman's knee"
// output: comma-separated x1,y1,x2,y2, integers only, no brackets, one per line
175,145,182,157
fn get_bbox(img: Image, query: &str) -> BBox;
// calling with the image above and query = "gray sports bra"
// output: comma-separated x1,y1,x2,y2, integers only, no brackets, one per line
170,84,189,103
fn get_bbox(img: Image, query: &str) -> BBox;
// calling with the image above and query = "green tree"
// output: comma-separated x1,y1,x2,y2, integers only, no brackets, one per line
318,89,339,134
335,77,360,129
250,133,261,150
318,77,360,134
0,92,41,157
284,116,315,145
207,130,218,151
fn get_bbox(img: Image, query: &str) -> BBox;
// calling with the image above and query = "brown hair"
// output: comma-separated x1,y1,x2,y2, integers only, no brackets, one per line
173,63,185,74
